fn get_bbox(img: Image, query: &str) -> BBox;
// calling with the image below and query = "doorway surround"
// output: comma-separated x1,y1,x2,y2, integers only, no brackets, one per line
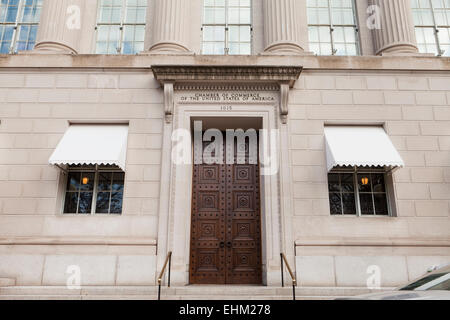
152,65,302,286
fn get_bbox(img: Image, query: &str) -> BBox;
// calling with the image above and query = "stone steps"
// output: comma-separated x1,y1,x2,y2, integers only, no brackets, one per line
0,285,392,300
0,294,333,300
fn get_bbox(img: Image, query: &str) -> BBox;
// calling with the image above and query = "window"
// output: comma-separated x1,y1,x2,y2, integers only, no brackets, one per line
202,0,252,55
411,0,450,56
307,0,360,55
328,170,391,216
63,165,125,215
95,0,146,54
0,0,43,54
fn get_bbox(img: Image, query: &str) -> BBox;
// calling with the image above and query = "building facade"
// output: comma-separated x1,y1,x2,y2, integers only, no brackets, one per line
0,0,449,295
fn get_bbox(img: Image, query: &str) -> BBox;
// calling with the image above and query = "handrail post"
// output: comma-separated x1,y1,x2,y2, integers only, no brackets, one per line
157,251,172,300
292,284,296,301
292,279,296,301
280,253,284,287
158,279,161,301
280,253,297,301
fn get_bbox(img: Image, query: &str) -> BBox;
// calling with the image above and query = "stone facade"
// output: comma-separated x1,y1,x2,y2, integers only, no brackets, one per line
0,0,449,292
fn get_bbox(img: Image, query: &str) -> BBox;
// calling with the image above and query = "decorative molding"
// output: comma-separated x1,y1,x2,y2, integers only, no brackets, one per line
163,82,174,123
174,83,279,91
295,239,450,247
279,83,290,124
152,65,303,123
33,41,77,55
0,237,157,246
151,65,303,87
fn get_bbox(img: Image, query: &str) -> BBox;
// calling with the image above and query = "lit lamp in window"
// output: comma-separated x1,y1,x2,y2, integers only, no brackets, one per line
82,176,89,185
361,177,369,185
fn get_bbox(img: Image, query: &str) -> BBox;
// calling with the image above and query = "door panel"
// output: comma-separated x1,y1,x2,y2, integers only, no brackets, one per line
190,159,226,284
190,134,262,285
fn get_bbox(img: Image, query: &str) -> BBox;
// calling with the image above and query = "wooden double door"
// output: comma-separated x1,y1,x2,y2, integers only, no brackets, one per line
189,135,262,284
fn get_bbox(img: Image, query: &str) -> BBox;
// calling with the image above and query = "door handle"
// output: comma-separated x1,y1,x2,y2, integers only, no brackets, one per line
219,242,225,248
226,242,232,248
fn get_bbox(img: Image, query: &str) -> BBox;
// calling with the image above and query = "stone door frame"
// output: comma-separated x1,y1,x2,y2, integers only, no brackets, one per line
157,100,294,286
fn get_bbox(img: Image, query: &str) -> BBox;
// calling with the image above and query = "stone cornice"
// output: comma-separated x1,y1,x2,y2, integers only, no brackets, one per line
0,54,449,71
151,65,303,87
174,83,280,91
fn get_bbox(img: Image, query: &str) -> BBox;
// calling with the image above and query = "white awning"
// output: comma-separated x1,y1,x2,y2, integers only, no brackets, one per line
324,126,404,172
49,125,129,171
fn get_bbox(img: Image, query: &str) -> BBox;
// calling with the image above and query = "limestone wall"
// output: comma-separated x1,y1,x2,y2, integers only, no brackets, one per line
0,69,163,285
289,70,450,287
0,54,448,287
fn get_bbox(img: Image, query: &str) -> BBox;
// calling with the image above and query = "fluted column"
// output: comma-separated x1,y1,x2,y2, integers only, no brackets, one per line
148,0,191,53
34,0,83,54
263,0,308,54
370,0,418,55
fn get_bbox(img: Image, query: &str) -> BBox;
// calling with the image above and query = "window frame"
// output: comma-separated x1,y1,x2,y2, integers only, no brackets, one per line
307,0,360,56
411,0,450,56
94,0,147,55
0,0,42,54
328,167,395,217
61,164,125,215
201,0,253,55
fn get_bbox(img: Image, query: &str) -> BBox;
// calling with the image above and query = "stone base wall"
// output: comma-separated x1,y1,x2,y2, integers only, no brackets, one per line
295,246,450,287
0,245,157,286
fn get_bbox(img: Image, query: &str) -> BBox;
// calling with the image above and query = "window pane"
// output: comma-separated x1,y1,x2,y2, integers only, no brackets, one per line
359,193,374,215
412,0,450,55
309,26,319,42
372,174,386,193
0,0,42,53
80,172,95,191
78,192,93,214
98,172,112,191
328,173,340,192
6,5,18,23
96,0,147,55
133,41,144,53
240,25,251,41
20,0,42,23
228,41,240,54
121,25,144,54
96,25,120,54
239,8,251,24
66,172,81,191
96,192,111,214
63,192,78,213
110,192,123,214
228,7,239,24
202,0,251,55
202,42,214,54
112,172,125,192
358,174,372,192
374,193,389,215
329,192,342,215
342,192,356,215
308,0,359,56
239,42,251,54
341,173,354,192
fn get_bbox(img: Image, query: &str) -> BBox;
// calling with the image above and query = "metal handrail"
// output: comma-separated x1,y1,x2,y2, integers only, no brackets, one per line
280,253,297,301
157,251,172,301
